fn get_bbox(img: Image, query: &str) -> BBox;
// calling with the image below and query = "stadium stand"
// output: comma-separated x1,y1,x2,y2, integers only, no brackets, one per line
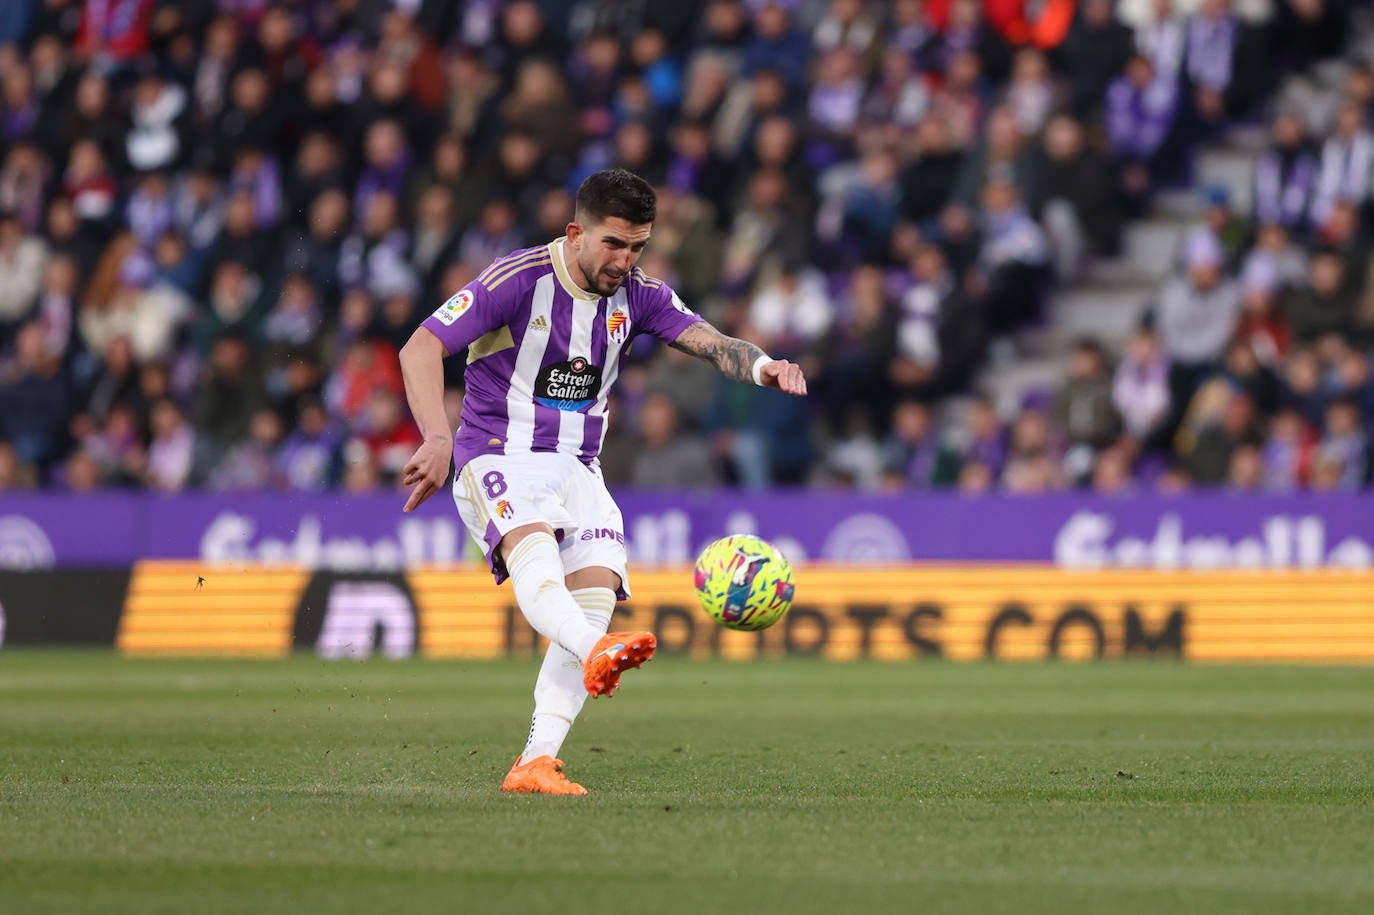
0,0,1370,494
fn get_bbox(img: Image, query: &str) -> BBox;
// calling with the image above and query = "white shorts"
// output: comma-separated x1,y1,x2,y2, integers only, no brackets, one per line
452,451,631,599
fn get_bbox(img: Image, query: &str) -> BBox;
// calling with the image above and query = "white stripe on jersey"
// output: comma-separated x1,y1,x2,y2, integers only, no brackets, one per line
557,297,600,456
594,287,631,456
505,274,555,451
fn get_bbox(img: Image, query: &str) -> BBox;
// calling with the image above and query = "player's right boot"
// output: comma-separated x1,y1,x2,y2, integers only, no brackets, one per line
501,755,588,796
583,631,657,697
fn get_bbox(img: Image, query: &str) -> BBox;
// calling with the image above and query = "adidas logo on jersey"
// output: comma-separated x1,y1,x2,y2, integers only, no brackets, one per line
528,315,550,333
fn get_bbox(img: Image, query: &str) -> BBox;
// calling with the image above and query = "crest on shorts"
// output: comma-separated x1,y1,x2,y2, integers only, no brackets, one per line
432,289,474,326
495,499,514,520
607,308,630,345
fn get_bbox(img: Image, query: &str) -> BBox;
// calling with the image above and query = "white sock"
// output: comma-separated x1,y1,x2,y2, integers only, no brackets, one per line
505,533,601,661
522,586,616,761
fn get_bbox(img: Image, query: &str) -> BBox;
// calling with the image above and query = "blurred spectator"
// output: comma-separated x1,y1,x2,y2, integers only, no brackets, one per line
816,265,897,437
0,209,47,340
0,321,69,468
193,334,267,455
1057,0,1134,118
1109,56,1180,218
1185,0,1238,129
1183,388,1261,485
144,398,194,492
276,398,340,491
208,407,283,491
1113,327,1172,443
1284,248,1356,344
1226,442,1264,491
630,391,719,488
954,396,1008,479
1190,185,1249,271
749,260,832,351
1004,48,1054,136
1310,101,1373,228
879,400,961,490
357,389,421,481
1052,338,1122,454
1152,231,1240,416
744,1,809,91
1001,407,1063,494
326,337,404,427
1254,111,1317,231
1313,397,1369,490
1263,407,1316,490
900,116,965,230
974,177,1050,339
891,242,985,399
1032,115,1121,279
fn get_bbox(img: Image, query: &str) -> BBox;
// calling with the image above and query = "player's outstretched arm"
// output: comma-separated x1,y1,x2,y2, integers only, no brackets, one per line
670,322,808,396
398,327,453,512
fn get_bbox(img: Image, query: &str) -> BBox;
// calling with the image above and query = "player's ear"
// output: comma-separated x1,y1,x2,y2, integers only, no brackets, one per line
566,221,583,247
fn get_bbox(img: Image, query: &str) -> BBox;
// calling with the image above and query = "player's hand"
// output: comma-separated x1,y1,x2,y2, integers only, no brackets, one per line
759,359,808,396
401,434,452,513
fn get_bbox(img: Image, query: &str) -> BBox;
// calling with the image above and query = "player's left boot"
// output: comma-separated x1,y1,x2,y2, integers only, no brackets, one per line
500,755,588,796
583,630,657,697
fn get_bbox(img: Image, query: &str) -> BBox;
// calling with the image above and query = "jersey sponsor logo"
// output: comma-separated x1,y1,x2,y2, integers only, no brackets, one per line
495,499,514,520
432,289,474,325
534,356,603,412
528,315,550,333
579,527,626,544
607,309,630,345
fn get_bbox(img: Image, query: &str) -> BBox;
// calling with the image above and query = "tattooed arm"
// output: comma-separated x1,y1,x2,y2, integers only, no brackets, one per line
670,322,808,396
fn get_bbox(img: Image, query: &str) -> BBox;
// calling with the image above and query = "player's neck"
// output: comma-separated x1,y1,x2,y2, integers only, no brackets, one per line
558,238,598,296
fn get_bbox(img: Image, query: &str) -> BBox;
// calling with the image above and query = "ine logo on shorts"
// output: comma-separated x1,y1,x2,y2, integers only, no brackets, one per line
495,499,514,520
534,357,603,411
431,289,474,326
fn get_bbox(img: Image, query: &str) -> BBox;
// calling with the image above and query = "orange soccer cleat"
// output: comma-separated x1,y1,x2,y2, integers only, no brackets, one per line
501,755,588,796
583,631,657,697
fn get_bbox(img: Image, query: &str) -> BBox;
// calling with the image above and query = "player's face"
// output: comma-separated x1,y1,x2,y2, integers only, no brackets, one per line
568,216,652,297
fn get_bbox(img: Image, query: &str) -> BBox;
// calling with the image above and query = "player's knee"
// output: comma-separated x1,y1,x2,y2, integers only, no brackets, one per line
499,522,558,566
506,530,568,611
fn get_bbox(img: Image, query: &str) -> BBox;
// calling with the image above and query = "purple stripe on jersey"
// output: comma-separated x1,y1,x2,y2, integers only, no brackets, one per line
581,298,612,457
453,343,519,471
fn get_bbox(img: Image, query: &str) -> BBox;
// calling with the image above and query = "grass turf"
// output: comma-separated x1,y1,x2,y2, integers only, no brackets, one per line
0,654,1371,914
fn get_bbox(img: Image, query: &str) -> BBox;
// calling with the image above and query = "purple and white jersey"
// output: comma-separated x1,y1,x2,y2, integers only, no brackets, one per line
421,238,702,470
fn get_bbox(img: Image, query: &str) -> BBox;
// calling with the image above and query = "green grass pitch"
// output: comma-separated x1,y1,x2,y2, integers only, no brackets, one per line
1,653,1372,914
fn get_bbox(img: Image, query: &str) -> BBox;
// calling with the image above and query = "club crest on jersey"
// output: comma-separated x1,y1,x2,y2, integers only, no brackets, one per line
534,357,603,412
607,309,630,344
432,289,474,326
495,499,514,520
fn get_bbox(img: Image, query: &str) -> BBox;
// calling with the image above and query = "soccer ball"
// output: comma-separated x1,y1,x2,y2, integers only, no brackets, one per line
693,535,795,631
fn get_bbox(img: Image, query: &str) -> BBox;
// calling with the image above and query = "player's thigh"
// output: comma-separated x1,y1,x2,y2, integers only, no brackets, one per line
557,457,630,599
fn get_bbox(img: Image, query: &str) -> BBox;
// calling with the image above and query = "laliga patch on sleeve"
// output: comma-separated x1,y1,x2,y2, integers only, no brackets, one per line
432,289,474,326
670,291,695,317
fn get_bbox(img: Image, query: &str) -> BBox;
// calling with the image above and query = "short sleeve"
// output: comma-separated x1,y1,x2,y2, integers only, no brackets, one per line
634,281,703,343
420,279,508,355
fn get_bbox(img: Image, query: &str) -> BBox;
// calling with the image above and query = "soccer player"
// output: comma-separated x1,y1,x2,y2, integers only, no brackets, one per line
397,168,807,795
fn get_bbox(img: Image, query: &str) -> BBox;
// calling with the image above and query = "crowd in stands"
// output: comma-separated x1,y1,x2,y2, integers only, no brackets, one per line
0,0,1370,495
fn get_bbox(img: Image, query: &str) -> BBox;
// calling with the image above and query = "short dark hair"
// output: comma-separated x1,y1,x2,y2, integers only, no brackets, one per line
575,168,656,226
